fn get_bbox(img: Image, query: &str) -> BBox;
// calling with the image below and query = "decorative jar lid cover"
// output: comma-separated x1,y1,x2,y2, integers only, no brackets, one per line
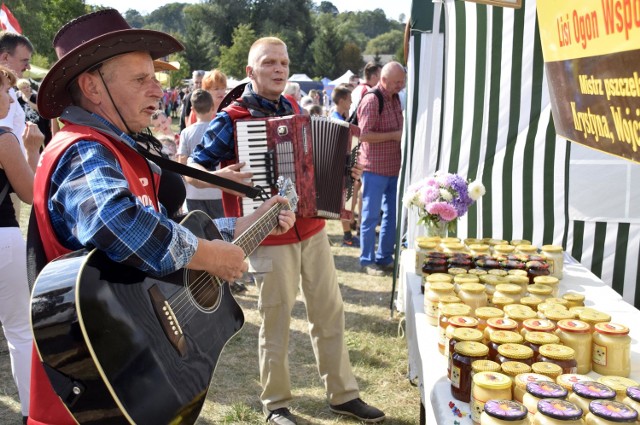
514,373,553,390
528,284,553,295
441,304,472,317
425,272,452,282
572,381,616,400
438,295,461,305
468,243,490,251
483,400,529,421
448,267,469,276
526,381,568,398
546,297,569,306
538,344,575,360
452,327,484,342
556,319,591,333
487,269,509,277
520,296,544,308
417,240,437,249
508,269,529,277
497,343,534,360
495,283,523,294
490,330,524,344
589,400,638,422
486,317,518,330
473,371,512,389
475,307,504,319
562,292,585,302
541,244,563,253
533,275,560,285
537,399,582,420
522,318,556,332
597,376,640,396
512,239,532,246
472,359,501,373
543,309,574,322
491,296,516,307
453,274,479,283
459,282,485,293
507,308,537,321
507,275,530,285
454,341,489,357
626,386,640,402
468,268,488,276
593,322,630,336
448,315,479,328
579,308,611,323
531,362,563,377
428,281,454,291
556,374,593,391
501,361,531,376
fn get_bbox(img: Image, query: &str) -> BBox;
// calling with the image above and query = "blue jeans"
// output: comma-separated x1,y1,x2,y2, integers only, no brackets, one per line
359,172,398,267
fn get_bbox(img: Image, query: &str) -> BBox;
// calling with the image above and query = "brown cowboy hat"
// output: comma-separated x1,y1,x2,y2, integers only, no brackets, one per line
37,8,184,119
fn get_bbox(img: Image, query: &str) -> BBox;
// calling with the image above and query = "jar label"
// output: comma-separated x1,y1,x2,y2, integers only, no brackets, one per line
451,365,461,388
547,258,555,274
425,300,438,319
438,326,447,350
470,396,485,424
592,343,607,366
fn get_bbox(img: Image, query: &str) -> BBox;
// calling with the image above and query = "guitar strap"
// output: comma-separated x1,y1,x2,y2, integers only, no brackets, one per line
26,208,47,291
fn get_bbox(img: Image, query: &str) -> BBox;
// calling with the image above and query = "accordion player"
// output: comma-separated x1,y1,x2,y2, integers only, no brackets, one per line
234,115,360,220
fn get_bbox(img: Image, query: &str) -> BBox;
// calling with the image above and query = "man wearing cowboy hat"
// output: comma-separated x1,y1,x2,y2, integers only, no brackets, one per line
28,9,295,425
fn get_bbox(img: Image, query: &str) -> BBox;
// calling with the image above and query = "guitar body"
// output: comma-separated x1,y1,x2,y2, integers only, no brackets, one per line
31,211,245,424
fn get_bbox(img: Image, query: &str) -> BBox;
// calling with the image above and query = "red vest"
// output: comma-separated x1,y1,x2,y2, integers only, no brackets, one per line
29,125,161,425
221,103,324,245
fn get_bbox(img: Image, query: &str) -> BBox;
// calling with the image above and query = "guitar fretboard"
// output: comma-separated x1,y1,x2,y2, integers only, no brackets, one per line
233,203,284,256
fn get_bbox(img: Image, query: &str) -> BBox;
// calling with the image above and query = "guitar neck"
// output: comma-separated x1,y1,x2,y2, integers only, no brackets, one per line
233,203,284,256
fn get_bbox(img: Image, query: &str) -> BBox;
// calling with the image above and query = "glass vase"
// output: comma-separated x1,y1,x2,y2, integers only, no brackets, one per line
425,221,448,238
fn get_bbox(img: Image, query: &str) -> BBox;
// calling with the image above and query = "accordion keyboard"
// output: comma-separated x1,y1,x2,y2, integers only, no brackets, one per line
236,120,272,213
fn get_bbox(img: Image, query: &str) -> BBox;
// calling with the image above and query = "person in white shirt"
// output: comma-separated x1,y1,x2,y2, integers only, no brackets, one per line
349,62,382,117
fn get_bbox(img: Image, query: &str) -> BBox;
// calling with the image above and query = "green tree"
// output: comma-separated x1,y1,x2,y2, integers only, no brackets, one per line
316,1,339,15
365,29,404,55
218,24,256,79
180,19,216,72
336,42,363,76
186,0,251,48
310,14,344,78
145,3,188,35
124,9,146,29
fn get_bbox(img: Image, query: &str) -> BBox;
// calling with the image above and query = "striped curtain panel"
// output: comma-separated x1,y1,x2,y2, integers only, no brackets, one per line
399,0,640,307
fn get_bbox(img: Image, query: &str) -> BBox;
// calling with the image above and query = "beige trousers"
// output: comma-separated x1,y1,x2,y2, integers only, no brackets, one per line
248,228,360,412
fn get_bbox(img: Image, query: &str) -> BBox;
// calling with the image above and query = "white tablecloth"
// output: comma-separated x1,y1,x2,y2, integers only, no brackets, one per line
398,249,640,425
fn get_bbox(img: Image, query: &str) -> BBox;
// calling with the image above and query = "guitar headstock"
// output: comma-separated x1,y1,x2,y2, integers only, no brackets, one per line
277,176,298,213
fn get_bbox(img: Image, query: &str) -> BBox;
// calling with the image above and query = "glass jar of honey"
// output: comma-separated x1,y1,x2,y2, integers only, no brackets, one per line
514,373,553,403
556,374,594,395
521,319,556,337
471,360,502,397
471,372,512,424
481,274,509,297
415,239,438,274
476,307,505,334
445,315,479,357
492,296,517,311
494,283,525,303
515,244,538,256
424,281,455,326
480,400,531,425
438,303,473,354
523,381,568,415
508,275,531,292
526,261,550,285
531,362,563,380
488,330,524,362
562,293,585,309
485,317,519,344
622,386,640,415
497,344,535,366
459,283,488,312
437,294,462,321
451,341,490,402
422,258,449,286
578,309,611,330
524,332,561,360
449,328,485,379
502,361,532,391
543,308,575,325
506,307,538,332
540,245,564,280
596,376,639,403
470,243,491,257
567,382,616,418
521,296,545,312
533,276,560,297
555,319,592,374
591,323,631,377
538,344,577,374
528,284,554,300
585,400,638,425
532,399,584,424
443,242,467,255
423,270,452,294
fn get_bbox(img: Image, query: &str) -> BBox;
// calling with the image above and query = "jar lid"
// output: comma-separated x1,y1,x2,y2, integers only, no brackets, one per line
528,284,553,295
473,371,512,389
452,327,484,342
538,303,568,314
490,330,524,344
545,297,569,305
531,362,563,378
487,269,509,277
568,306,588,316
589,400,638,422
448,315,479,328
578,308,611,324
442,237,461,244
501,361,532,376
495,284,522,295
418,235,441,243
512,239,532,246
507,275,530,285
468,268,488,276
626,386,640,402
562,292,585,302
475,306,504,320
525,381,568,399
520,296,544,309
469,243,490,251
486,317,518,330
441,304,472,317
572,381,617,400
448,267,469,276
593,322,630,335
459,282,485,293
522,318,556,332
536,399,582,420
494,244,515,253
454,275,480,284
472,359,501,373
597,376,640,397
506,308,537,321
556,374,593,391
426,272,453,282
491,296,516,307
514,373,553,390
480,274,509,284
539,344,575,360
508,269,529,277
465,238,483,245
543,309,574,321
541,244,563,253
533,275,560,285
417,240,438,249
525,331,560,345
483,400,529,421
556,319,591,334
427,281,454,292
454,341,489,357
443,242,465,251
438,295,461,305
498,343,534,360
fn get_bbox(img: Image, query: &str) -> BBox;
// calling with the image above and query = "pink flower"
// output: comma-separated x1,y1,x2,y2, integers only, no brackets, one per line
419,186,440,204
426,202,458,221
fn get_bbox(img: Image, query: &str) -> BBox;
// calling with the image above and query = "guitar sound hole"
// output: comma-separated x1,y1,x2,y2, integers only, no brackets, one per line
185,271,222,311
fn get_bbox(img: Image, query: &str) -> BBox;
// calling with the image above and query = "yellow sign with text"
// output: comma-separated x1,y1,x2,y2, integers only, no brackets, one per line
538,0,640,163
538,0,640,61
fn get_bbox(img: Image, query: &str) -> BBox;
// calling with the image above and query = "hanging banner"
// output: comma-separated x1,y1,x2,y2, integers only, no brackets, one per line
538,0,640,163
0,3,22,34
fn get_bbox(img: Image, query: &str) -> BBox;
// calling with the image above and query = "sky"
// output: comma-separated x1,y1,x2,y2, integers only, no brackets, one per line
85,0,412,22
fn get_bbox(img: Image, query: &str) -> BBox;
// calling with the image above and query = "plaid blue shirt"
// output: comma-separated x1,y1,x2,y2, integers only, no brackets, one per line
48,112,236,276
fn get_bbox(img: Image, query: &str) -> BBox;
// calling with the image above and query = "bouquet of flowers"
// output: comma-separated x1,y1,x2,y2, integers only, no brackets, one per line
403,171,486,233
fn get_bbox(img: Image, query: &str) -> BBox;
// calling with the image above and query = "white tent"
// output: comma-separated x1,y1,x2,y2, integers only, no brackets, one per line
328,70,354,86
289,73,313,81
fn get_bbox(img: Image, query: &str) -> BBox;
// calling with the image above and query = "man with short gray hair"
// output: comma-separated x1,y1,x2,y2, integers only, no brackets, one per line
179,69,206,131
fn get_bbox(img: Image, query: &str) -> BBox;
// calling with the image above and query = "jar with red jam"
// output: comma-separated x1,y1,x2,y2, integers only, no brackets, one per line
538,344,577,374
422,258,448,283
451,341,490,402
449,253,474,271
526,260,550,284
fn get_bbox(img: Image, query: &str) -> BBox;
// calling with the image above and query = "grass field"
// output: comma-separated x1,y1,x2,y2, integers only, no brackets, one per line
0,205,418,424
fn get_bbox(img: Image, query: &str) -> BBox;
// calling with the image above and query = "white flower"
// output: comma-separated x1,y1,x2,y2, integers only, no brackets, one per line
468,180,486,201
439,189,453,201
402,191,419,209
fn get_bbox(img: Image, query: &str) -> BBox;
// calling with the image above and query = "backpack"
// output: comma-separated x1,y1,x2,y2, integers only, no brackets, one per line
347,88,384,126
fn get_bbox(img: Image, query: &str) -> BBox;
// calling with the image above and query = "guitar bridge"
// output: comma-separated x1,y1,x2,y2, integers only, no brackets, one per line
148,285,187,357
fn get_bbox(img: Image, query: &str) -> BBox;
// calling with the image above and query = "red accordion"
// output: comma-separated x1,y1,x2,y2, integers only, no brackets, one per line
234,115,360,219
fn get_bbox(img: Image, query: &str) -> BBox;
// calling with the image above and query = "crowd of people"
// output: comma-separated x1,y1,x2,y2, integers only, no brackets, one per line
0,7,405,425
